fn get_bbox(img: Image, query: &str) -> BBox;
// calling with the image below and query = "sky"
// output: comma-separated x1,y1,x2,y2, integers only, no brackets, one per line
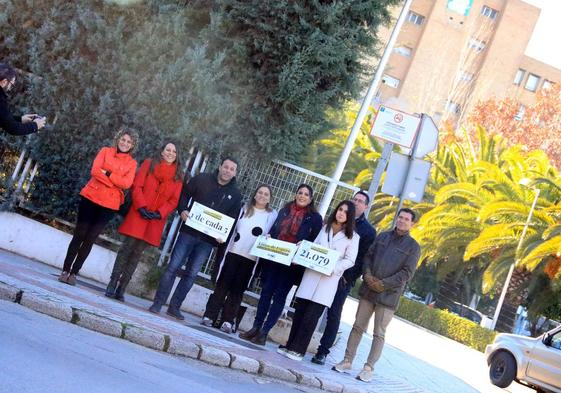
522,0,561,69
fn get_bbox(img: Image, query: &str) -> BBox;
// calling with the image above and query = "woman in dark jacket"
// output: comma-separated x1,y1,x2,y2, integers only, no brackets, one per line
0,63,45,135
239,184,322,345
105,142,183,301
58,128,138,286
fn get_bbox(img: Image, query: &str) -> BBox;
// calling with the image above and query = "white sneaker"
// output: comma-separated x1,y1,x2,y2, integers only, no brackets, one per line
220,322,233,334
276,345,288,355
285,350,304,361
201,317,213,327
332,358,352,373
356,364,373,382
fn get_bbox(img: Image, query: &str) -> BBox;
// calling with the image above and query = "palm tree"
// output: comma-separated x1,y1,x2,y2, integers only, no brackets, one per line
411,127,561,326
301,105,560,330
297,103,383,187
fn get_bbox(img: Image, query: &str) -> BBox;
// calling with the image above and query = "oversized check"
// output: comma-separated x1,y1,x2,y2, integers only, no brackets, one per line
249,236,297,265
293,240,340,275
185,201,235,241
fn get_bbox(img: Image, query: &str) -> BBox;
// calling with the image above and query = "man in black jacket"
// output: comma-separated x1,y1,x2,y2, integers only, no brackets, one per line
333,208,420,383
149,157,242,320
311,191,376,365
0,63,45,136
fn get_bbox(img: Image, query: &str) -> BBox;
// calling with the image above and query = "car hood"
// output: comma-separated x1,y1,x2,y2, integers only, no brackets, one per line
495,333,539,347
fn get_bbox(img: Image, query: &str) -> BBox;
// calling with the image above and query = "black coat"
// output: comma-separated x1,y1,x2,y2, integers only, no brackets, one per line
343,213,376,286
264,203,323,286
177,172,242,246
0,89,37,136
268,204,323,243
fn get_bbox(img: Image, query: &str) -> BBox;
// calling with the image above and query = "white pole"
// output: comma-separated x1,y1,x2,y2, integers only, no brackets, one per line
318,0,414,216
491,188,540,330
11,149,27,181
24,163,39,193
16,157,33,193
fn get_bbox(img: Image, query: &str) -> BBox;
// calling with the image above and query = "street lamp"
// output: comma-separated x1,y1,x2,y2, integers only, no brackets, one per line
491,185,540,330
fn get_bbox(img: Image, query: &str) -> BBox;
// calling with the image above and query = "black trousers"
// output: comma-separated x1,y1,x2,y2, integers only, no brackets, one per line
63,197,114,275
203,252,255,324
316,278,351,356
110,237,150,288
285,298,326,355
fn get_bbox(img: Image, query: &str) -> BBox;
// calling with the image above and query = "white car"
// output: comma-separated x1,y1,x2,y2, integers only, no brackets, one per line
485,326,561,392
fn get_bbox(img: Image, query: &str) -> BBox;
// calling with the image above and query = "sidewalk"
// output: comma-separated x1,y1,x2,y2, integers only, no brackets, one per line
0,249,480,393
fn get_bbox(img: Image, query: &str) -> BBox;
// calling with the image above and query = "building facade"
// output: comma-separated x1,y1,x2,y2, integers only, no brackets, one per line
375,0,561,124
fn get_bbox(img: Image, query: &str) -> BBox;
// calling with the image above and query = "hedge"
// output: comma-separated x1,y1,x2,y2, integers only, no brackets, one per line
395,297,497,352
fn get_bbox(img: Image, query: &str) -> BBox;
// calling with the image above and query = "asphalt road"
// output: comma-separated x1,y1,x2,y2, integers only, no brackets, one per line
0,300,319,393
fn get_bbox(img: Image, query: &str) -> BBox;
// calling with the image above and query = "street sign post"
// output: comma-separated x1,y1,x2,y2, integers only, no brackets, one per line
382,153,431,203
371,105,421,148
381,113,438,226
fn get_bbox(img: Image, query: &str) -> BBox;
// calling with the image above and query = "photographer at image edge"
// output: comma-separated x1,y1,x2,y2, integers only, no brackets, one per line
0,63,46,136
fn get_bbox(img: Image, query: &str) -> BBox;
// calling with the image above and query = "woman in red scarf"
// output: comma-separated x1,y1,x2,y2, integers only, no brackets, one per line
105,142,183,301
239,184,323,345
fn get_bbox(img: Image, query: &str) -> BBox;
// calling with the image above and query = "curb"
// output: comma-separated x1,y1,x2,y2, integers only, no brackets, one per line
0,281,369,393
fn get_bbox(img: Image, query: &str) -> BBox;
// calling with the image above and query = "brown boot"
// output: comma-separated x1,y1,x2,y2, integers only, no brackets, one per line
57,271,69,283
114,285,126,302
250,330,267,346
66,273,77,286
239,327,260,341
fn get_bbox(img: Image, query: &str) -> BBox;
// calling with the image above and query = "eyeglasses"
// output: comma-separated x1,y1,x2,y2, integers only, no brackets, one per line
5,79,15,90
352,197,368,205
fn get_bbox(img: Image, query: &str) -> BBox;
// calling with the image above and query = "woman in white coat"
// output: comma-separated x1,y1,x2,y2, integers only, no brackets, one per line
280,200,359,361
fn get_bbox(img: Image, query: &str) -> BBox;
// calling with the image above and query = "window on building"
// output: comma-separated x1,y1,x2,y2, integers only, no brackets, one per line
468,38,486,52
481,5,499,20
394,46,413,57
445,100,461,114
407,11,425,26
382,74,400,88
513,69,526,85
460,71,474,82
514,104,525,121
542,80,553,90
525,73,540,92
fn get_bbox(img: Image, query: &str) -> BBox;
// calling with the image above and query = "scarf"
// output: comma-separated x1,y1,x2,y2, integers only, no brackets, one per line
153,161,176,183
147,161,177,210
277,202,308,243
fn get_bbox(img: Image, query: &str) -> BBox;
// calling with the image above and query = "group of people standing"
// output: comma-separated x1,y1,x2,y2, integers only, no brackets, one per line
54,126,421,382
3,58,421,381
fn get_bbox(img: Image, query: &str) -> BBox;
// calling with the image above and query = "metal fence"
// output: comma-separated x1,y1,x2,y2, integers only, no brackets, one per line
0,147,37,201
158,155,360,299
2,144,360,300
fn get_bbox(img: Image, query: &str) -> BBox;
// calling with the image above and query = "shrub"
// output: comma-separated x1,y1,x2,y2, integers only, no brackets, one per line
395,297,496,352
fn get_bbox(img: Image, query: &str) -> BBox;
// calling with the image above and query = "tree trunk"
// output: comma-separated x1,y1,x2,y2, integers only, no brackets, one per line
495,268,532,333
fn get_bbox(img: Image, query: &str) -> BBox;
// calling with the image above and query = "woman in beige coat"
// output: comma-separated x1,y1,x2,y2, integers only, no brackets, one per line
279,200,360,361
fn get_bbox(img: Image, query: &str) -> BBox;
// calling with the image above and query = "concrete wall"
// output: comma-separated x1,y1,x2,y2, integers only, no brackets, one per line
0,212,323,349
0,211,116,283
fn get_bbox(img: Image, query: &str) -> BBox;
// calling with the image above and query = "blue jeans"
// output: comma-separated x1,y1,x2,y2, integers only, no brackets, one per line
316,278,351,356
253,262,303,334
152,232,213,310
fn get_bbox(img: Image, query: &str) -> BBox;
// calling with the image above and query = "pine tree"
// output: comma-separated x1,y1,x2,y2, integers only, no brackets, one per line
0,0,399,218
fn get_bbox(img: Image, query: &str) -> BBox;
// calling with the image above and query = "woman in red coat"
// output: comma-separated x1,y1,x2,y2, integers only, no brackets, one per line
105,142,183,301
59,128,139,286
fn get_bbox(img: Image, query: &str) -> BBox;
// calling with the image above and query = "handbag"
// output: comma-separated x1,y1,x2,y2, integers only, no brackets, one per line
118,190,133,217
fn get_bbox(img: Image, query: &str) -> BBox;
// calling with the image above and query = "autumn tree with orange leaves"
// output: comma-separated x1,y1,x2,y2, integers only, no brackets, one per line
468,84,561,166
